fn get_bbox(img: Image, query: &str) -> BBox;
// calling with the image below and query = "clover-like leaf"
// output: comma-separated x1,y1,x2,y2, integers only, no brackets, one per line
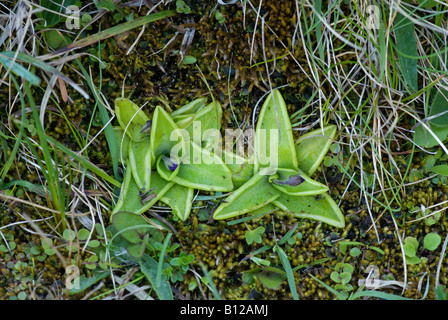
213,171,281,220
403,237,418,258
273,192,345,228
423,233,441,251
255,89,298,173
269,167,329,196
295,125,337,176
245,226,265,245
335,262,354,275
115,98,150,142
331,271,352,284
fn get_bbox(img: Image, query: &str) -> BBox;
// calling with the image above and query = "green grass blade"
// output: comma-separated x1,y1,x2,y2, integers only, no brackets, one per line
0,130,23,182
52,10,176,55
156,233,172,288
0,55,41,85
0,180,51,199
277,223,299,246
1,51,89,98
45,136,121,188
75,59,120,181
350,290,412,300
393,13,418,92
274,245,299,300
200,263,222,300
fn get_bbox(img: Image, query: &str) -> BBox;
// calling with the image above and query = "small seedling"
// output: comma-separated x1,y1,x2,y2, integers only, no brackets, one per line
215,11,225,24
403,236,421,265
176,0,191,14
168,251,195,282
423,233,441,251
330,262,354,292
414,204,441,226
245,226,265,245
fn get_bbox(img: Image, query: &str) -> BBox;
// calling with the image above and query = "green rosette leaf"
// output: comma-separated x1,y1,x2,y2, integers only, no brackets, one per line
269,168,328,196
273,193,345,228
295,125,337,176
114,98,150,142
150,105,186,166
255,89,297,173
173,141,233,192
129,138,152,192
160,184,194,221
223,150,254,189
213,171,281,220
113,126,130,164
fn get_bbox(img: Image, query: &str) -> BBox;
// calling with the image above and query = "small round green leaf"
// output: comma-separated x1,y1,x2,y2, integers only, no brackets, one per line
423,233,442,251
77,229,91,241
182,55,197,64
349,247,361,257
403,242,417,258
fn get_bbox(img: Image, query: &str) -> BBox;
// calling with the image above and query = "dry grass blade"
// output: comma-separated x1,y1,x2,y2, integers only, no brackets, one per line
39,9,176,60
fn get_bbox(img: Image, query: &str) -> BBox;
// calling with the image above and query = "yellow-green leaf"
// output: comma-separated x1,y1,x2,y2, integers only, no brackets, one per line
213,171,281,220
295,125,337,176
173,141,233,192
160,184,194,221
150,106,186,166
134,171,176,215
273,193,345,228
128,138,152,192
112,168,143,215
112,168,175,216
171,97,208,120
156,155,180,181
113,126,130,164
115,98,150,142
269,168,328,196
223,150,254,189
255,89,297,173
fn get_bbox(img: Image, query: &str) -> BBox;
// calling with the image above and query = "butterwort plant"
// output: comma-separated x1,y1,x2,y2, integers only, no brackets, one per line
112,89,344,228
